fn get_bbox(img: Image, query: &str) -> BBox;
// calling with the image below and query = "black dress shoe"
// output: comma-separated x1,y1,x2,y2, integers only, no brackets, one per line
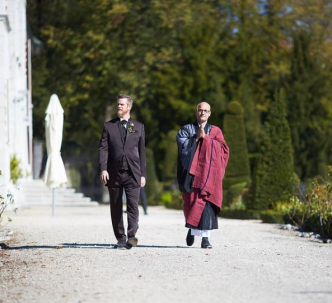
125,237,138,249
186,229,195,246
114,239,126,249
201,237,212,249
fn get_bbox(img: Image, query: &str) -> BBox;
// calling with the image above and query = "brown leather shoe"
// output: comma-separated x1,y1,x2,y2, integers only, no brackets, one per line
125,237,138,249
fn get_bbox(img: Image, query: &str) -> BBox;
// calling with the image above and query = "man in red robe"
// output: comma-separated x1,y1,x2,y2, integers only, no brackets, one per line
176,102,229,248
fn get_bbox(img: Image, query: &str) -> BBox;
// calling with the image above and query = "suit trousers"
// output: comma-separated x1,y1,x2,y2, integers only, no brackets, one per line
108,169,140,241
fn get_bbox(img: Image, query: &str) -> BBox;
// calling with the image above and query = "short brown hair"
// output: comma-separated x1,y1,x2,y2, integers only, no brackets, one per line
117,94,133,107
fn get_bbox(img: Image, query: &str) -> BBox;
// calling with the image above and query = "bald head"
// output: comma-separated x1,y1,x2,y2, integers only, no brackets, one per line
196,102,211,125
197,102,211,111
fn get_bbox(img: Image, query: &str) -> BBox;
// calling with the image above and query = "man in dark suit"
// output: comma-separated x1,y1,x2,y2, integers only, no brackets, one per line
98,94,146,249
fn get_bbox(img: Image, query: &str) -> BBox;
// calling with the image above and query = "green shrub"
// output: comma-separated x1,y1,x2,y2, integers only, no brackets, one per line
161,191,172,204
227,101,244,115
10,155,23,184
287,167,332,238
69,166,81,189
145,148,161,204
224,182,247,209
219,208,286,223
162,190,183,210
248,90,294,210
162,130,178,182
259,210,287,224
219,209,261,220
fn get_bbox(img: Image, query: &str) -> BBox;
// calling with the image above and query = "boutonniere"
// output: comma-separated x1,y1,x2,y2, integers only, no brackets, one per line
128,122,136,133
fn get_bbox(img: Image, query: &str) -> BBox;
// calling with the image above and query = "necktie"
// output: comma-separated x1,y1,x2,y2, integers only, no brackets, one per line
120,120,128,170
121,120,127,141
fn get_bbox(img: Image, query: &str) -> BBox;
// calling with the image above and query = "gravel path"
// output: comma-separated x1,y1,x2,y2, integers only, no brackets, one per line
0,205,331,303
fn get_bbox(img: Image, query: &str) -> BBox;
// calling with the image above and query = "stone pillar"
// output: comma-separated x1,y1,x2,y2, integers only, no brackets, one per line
0,10,11,195
7,0,32,178
0,1,32,207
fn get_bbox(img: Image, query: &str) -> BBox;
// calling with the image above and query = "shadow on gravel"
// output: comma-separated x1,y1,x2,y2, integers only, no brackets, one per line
0,243,190,250
296,291,332,295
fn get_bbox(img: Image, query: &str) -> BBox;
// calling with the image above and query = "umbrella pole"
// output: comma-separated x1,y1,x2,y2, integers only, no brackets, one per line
52,188,55,217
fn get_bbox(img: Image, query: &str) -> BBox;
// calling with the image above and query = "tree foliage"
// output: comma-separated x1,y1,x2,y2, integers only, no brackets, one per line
248,90,294,210
27,0,332,183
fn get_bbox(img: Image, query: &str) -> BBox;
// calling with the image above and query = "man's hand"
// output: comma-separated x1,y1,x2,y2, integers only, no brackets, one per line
196,125,205,141
141,176,146,188
100,170,109,185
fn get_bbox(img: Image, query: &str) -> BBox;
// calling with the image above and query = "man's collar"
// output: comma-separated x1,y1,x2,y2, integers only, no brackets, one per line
119,116,131,121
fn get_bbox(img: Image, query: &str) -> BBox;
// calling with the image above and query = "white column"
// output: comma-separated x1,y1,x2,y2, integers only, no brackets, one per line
7,0,32,179
0,9,11,195
0,0,31,208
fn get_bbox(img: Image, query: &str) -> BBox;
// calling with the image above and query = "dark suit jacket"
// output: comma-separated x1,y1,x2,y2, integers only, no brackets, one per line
98,117,146,187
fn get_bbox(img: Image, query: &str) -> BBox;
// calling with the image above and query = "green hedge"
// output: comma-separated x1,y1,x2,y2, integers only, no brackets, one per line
162,130,178,182
223,101,250,189
162,189,183,210
219,209,286,223
145,147,161,205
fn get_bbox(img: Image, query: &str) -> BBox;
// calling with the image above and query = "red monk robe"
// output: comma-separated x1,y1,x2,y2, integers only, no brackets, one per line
182,126,229,227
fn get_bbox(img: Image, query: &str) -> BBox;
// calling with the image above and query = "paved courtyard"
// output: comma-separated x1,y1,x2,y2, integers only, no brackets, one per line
0,205,331,303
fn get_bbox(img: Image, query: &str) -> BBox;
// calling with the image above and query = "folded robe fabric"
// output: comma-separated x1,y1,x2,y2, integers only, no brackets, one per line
184,126,229,227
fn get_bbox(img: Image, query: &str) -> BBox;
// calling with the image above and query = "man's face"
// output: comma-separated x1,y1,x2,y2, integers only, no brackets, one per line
117,98,131,117
196,102,211,124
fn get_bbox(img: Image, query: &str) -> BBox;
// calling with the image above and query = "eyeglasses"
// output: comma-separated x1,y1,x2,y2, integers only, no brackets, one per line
197,109,210,114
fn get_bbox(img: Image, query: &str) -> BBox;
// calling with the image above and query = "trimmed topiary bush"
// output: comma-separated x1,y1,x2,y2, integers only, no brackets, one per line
223,101,251,188
226,101,244,115
248,90,294,210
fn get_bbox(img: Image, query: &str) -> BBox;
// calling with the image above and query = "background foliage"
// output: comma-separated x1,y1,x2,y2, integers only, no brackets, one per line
27,0,332,202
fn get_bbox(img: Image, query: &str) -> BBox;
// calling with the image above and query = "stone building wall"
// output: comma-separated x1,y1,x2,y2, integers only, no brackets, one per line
0,0,32,205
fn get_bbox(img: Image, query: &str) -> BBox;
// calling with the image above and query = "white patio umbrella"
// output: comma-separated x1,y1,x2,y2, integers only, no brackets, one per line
42,94,67,216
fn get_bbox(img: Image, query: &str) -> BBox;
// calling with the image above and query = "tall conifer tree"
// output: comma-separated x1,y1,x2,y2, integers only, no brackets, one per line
287,31,332,179
248,90,294,210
